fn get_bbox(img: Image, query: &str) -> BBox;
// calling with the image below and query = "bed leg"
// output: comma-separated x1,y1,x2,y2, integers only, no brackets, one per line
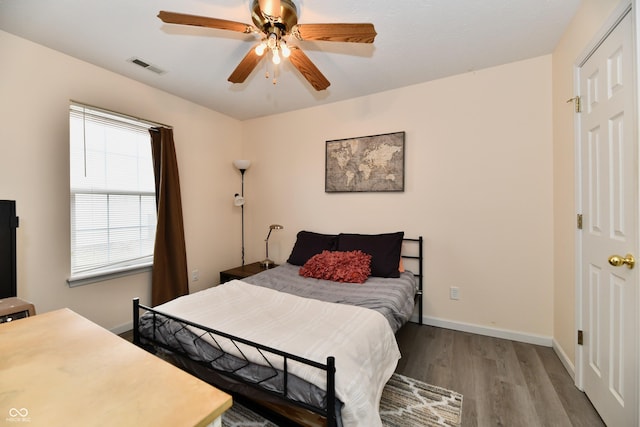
133,298,140,345
419,291,423,326
326,356,336,427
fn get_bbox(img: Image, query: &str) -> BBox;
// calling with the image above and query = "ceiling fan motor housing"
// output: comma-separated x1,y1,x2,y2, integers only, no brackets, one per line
251,0,298,34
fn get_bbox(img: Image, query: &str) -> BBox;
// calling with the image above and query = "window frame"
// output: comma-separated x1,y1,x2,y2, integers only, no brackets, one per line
67,102,159,286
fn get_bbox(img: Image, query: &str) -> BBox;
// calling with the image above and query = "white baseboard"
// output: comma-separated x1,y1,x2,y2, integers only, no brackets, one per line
420,315,554,347
110,321,133,335
552,338,576,380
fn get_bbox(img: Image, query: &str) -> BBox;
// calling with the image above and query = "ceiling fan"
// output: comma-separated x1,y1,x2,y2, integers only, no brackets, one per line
158,0,377,91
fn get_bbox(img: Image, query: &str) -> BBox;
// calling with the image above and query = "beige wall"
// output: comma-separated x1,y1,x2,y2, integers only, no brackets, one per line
243,55,555,339
5,2,616,353
0,30,243,331
551,0,622,370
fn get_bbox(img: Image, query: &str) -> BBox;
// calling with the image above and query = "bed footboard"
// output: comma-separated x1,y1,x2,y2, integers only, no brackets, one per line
133,298,338,427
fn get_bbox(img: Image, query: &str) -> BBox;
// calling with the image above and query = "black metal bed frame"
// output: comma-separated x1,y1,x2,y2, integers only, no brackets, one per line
402,236,424,325
133,236,423,427
133,298,338,426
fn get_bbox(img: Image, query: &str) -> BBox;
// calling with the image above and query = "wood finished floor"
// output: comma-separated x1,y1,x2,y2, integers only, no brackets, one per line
395,323,605,427
120,324,605,426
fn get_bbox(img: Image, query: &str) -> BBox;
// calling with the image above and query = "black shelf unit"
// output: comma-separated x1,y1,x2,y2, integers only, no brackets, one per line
0,200,18,299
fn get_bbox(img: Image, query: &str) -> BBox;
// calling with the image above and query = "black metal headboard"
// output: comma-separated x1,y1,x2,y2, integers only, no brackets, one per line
401,236,423,325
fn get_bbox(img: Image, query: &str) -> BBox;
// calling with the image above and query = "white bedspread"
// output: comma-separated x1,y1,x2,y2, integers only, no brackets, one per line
154,279,400,427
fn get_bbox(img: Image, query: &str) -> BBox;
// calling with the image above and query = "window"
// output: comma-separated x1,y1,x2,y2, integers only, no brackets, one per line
68,103,157,286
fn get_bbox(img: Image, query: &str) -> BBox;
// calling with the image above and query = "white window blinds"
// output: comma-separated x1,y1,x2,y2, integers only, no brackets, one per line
69,103,157,284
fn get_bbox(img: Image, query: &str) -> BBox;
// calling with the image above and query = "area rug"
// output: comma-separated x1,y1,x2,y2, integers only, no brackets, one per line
221,373,463,427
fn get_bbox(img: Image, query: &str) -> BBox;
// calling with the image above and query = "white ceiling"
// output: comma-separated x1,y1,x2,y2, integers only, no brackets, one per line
0,0,581,121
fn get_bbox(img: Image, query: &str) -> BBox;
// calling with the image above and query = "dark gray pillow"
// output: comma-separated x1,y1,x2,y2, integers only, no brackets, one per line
287,231,338,266
336,232,404,278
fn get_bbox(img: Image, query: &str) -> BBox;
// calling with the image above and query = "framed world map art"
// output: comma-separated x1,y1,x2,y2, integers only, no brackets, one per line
325,131,405,193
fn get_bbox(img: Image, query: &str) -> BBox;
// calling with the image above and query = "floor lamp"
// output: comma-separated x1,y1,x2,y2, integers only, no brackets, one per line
233,160,250,265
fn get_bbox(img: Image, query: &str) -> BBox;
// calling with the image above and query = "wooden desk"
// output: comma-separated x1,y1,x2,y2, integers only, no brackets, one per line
0,308,232,426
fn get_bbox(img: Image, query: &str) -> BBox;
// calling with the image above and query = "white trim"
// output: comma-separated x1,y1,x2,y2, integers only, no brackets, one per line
67,263,152,287
573,34,585,392
633,4,640,426
421,315,553,347
573,1,640,421
553,338,576,383
110,321,134,336
574,0,635,392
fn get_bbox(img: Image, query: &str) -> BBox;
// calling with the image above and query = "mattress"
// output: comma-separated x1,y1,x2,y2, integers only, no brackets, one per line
243,262,417,332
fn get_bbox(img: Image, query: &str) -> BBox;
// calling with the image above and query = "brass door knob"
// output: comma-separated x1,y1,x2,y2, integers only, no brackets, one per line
608,254,636,269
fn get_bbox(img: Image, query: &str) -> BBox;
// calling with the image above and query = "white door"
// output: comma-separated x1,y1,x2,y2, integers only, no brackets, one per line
578,10,638,427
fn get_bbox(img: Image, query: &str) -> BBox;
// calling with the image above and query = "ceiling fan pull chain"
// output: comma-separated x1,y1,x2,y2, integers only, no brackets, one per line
273,60,278,85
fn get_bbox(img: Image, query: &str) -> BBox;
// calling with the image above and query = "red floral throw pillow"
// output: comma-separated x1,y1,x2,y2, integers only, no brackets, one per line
299,250,372,283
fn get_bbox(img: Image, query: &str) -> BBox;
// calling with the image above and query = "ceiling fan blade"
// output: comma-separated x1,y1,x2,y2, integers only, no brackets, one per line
258,0,282,18
228,48,263,84
293,23,377,43
289,48,330,91
158,11,255,34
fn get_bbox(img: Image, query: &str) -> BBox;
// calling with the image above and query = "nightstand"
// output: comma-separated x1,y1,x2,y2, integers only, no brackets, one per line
0,297,36,324
220,261,278,283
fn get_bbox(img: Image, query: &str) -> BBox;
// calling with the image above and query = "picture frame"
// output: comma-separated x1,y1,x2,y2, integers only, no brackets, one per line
325,131,405,193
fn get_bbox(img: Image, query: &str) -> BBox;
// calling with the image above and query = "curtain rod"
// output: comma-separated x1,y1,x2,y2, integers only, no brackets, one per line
70,100,173,129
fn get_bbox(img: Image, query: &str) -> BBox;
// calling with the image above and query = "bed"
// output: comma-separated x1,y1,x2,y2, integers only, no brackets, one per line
134,231,423,427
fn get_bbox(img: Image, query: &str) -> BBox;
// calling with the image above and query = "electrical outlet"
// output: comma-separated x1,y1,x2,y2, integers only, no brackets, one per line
192,269,199,282
450,286,460,300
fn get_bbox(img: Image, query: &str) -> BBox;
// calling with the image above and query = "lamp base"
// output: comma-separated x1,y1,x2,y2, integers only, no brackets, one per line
260,259,276,269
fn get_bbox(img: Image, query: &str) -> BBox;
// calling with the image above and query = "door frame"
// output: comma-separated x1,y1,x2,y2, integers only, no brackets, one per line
574,0,639,423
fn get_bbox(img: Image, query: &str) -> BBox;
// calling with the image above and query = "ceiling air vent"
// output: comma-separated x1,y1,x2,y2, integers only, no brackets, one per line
127,57,166,75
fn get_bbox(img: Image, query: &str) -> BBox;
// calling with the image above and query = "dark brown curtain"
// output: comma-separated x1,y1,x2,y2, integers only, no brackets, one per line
149,127,189,306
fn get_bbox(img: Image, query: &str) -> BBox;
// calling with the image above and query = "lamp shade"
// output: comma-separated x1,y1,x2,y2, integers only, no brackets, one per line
233,159,251,171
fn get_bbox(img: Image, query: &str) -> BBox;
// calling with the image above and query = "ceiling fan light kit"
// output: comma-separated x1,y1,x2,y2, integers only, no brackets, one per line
157,0,376,91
